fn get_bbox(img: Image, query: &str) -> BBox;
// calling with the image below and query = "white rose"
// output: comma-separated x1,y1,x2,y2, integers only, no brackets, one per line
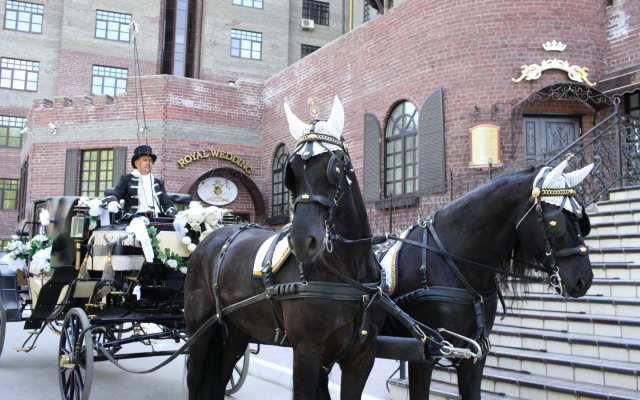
167,259,178,270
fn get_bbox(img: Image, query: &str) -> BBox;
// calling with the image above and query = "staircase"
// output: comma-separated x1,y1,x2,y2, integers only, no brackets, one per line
388,186,640,400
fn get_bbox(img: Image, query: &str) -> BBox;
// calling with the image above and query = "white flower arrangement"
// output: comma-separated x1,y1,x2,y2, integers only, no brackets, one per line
1,234,52,272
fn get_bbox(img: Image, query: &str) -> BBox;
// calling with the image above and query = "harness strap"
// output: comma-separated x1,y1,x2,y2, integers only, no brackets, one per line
260,229,291,345
293,193,333,208
387,234,546,283
425,218,482,300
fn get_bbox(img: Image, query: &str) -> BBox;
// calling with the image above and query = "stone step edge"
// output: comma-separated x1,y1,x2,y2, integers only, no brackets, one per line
432,364,640,400
487,344,640,376
503,293,640,303
491,325,640,349
501,308,640,326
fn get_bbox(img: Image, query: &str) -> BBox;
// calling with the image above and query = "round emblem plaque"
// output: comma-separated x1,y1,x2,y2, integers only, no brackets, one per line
197,177,238,206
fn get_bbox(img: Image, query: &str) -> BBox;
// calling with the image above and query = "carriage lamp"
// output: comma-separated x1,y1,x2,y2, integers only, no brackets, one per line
71,204,90,239
469,123,502,170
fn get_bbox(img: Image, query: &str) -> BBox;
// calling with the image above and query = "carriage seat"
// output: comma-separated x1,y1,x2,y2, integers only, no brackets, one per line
103,189,191,206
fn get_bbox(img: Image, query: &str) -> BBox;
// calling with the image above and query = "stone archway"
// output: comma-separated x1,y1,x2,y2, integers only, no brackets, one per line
179,167,266,220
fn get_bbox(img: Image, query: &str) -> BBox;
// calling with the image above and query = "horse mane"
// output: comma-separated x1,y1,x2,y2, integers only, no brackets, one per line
439,165,543,296
496,165,543,296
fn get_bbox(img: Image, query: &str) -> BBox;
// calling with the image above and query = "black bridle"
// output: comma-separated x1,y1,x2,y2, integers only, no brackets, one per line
284,128,372,250
517,177,590,296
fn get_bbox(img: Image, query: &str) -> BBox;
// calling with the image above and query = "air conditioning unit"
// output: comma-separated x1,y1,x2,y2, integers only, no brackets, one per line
301,19,315,30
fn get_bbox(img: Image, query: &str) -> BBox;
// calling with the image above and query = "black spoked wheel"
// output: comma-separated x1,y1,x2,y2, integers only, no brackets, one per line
0,296,6,359
59,307,94,400
225,345,250,396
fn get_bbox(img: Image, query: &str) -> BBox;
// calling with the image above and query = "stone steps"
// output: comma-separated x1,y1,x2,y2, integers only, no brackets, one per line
431,364,640,400
485,345,640,391
498,308,640,339
504,293,640,318
489,325,640,363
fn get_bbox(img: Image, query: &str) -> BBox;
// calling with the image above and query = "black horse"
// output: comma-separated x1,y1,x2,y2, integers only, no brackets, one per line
379,161,595,399
184,97,385,400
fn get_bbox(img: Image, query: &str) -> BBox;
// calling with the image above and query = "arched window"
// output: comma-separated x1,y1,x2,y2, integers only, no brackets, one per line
272,144,290,217
385,101,419,196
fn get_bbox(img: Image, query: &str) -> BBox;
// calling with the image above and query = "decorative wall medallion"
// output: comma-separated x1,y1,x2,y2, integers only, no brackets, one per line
197,177,238,206
512,59,595,86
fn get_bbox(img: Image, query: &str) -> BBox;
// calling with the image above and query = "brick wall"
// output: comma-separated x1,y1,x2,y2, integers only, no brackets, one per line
23,75,265,224
604,0,640,72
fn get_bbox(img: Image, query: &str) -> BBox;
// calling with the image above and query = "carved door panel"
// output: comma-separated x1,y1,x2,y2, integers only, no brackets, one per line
523,116,580,162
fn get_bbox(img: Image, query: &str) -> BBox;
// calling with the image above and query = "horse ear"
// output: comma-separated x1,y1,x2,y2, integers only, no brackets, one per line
564,163,594,187
326,96,344,138
541,160,567,189
284,102,307,141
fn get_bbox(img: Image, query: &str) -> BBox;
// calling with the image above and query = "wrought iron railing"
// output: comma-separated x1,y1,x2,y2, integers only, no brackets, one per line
366,105,640,236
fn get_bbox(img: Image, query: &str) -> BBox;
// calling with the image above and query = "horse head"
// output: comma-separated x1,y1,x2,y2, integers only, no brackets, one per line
516,161,594,297
283,96,357,263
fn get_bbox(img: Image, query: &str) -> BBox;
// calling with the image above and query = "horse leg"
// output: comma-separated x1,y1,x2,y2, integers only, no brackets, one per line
292,348,323,400
186,323,224,400
338,351,376,400
184,264,223,400
316,371,331,400
456,357,486,400
217,325,251,397
408,361,434,399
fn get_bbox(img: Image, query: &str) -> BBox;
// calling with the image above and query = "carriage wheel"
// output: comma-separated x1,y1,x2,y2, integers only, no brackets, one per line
225,345,250,396
0,297,6,359
58,308,94,400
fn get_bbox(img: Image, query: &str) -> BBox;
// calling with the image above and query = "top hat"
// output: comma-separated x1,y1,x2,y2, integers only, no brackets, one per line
131,145,157,168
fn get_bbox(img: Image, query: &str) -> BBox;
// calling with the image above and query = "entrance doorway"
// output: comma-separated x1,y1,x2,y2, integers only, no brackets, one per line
523,115,581,163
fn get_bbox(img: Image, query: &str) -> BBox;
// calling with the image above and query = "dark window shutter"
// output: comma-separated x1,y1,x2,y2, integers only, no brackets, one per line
419,88,446,193
113,146,127,187
64,149,79,196
363,113,382,202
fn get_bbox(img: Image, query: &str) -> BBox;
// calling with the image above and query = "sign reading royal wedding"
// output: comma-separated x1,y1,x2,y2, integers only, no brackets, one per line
177,149,252,174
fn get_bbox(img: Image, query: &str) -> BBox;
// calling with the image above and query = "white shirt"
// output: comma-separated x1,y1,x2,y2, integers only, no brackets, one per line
135,171,158,216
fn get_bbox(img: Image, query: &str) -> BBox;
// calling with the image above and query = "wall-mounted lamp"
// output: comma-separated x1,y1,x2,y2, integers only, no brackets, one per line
48,123,57,135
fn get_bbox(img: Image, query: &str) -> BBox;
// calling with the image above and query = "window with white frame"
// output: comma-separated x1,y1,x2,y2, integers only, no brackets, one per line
0,116,24,148
91,66,128,97
0,57,39,91
230,29,262,60
232,0,263,9
95,10,131,42
384,101,419,196
4,0,43,33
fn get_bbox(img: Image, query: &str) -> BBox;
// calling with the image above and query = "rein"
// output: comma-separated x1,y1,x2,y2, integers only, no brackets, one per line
383,228,546,284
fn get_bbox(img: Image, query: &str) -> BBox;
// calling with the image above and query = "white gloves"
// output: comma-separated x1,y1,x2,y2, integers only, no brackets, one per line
107,201,121,213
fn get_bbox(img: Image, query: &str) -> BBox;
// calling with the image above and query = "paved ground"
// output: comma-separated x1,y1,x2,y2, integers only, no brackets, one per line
1,320,400,399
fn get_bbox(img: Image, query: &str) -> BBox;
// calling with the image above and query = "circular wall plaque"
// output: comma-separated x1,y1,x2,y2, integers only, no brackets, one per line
197,177,238,206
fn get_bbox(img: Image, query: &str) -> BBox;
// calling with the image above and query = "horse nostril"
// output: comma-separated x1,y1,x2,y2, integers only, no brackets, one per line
575,277,586,293
306,235,318,254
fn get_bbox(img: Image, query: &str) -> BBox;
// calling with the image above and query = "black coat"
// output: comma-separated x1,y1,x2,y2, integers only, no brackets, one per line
103,173,177,219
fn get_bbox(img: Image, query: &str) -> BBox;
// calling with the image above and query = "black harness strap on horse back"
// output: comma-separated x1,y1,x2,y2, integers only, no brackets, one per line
260,228,291,345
